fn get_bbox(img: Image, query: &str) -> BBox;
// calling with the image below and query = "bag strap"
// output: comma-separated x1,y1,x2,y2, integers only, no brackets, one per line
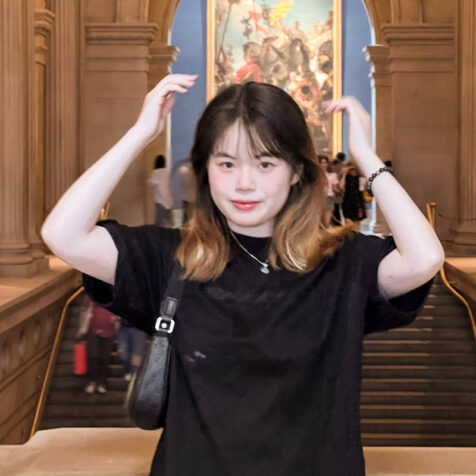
154,262,184,335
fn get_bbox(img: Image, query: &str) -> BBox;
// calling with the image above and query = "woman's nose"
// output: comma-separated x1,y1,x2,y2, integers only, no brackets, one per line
235,164,256,191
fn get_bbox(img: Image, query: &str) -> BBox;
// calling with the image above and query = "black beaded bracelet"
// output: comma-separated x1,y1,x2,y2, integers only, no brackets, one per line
366,166,393,197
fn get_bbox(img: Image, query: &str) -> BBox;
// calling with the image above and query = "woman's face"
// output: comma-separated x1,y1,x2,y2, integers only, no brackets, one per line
207,122,299,237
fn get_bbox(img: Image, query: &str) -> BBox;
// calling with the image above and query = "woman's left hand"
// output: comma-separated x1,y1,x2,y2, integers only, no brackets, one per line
323,97,373,162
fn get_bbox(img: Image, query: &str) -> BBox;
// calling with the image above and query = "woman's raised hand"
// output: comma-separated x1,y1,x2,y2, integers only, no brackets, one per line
133,74,198,144
323,96,373,163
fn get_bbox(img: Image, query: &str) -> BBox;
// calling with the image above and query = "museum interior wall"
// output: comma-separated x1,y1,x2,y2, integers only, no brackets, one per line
0,0,475,445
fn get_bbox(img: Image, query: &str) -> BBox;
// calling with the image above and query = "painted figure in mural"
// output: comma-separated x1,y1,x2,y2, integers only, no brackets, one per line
42,73,444,475
235,41,262,83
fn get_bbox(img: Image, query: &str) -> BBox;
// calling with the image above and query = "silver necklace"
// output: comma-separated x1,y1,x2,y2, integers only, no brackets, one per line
229,230,270,274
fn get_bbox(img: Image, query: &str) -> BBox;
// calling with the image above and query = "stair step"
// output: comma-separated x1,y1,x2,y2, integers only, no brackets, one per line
53,363,125,378
49,377,129,392
407,316,471,329
360,391,476,406
56,350,120,364
361,378,476,392
40,416,134,429
360,404,476,419
362,340,475,353
360,418,476,434
362,365,476,379
46,390,127,405
362,433,476,447
60,341,121,353
43,403,129,419
362,352,476,366
421,305,468,317
366,328,472,340
426,295,463,305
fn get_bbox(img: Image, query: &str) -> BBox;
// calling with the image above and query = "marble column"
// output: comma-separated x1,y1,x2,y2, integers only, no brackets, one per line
451,0,476,254
364,45,392,235
29,3,55,258
45,0,81,215
84,22,158,225
0,0,37,277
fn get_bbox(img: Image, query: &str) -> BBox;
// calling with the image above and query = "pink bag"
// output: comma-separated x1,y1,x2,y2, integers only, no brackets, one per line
74,341,88,375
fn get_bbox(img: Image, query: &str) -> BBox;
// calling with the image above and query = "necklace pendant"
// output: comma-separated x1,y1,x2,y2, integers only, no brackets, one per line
260,264,270,274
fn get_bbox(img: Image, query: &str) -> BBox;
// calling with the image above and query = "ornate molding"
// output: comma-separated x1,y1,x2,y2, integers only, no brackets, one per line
382,23,454,44
150,45,180,67
85,23,158,45
381,24,455,72
34,9,55,35
34,9,55,63
365,45,391,86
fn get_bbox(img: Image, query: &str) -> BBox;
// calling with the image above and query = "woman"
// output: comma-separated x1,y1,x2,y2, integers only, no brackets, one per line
42,75,444,476
76,295,118,394
148,154,173,226
341,162,367,224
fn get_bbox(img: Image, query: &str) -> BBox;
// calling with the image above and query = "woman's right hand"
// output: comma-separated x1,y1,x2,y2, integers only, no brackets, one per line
133,74,198,144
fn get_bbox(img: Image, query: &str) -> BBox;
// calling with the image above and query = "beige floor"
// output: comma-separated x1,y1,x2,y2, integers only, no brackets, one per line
0,428,475,475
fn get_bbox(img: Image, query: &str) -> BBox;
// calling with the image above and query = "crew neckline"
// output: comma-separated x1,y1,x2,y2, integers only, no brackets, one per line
231,231,271,256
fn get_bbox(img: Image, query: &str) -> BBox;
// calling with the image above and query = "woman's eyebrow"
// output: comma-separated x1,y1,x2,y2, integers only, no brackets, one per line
213,151,235,159
255,152,278,158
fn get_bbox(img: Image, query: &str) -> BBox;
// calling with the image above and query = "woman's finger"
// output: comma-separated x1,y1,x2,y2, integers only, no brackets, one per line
149,74,197,97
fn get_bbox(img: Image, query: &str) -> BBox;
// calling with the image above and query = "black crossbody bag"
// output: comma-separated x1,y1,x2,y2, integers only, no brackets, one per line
127,262,184,430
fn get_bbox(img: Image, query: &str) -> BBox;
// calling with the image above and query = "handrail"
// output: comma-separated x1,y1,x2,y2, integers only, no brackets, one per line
30,285,84,437
426,202,476,340
30,203,111,437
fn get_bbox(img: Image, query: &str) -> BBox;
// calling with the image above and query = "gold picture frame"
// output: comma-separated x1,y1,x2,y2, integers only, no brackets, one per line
207,0,342,155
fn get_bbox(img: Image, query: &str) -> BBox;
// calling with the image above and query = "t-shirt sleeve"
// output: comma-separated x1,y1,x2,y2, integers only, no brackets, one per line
360,234,434,335
82,220,180,335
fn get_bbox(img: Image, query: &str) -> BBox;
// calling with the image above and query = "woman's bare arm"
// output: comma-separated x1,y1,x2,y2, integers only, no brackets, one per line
324,97,445,299
41,74,197,284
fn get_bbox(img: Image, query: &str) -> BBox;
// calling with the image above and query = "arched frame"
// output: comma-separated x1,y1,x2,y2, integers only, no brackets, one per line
147,0,406,48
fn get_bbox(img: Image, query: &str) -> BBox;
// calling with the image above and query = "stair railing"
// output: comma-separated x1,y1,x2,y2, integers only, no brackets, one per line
30,285,84,437
30,203,111,437
426,202,476,340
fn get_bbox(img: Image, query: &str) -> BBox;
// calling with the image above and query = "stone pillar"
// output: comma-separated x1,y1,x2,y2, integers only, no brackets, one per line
451,0,476,254
45,0,81,215
143,44,180,223
84,22,158,225
29,3,55,258
0,0,38,278
382,24,458,243
365,45,391,235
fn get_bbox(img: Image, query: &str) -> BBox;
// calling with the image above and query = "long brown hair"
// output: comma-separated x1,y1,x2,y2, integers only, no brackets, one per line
176,82,352,281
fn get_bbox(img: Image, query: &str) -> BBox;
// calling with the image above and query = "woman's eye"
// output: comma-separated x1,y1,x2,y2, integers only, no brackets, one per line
259,161,275,169
219,161,234,169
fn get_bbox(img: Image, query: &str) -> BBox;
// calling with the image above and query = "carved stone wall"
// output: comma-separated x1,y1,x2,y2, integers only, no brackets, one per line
0,301,62,443
0,260,80,444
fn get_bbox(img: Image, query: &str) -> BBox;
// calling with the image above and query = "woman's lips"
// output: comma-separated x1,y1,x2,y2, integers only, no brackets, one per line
231,200,259,211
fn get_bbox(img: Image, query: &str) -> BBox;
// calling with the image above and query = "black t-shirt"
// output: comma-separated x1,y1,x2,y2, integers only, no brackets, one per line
83,222,433,476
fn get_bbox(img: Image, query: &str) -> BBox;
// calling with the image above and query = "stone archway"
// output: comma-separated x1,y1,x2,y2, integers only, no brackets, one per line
148,0,182,45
